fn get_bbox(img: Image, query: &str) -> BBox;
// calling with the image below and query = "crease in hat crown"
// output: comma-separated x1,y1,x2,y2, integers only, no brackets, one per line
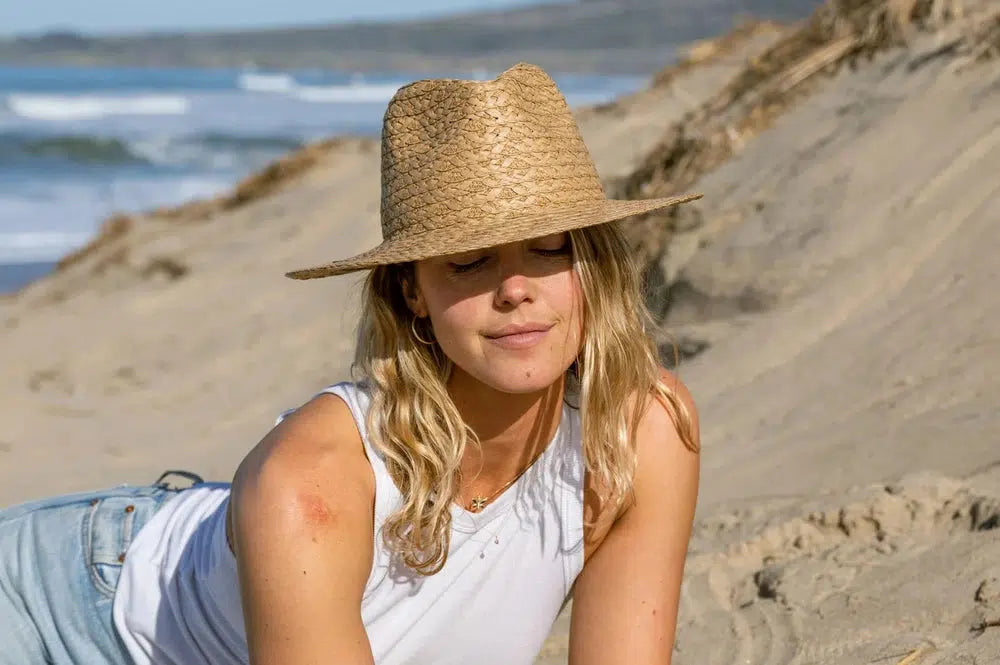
285,62,702,279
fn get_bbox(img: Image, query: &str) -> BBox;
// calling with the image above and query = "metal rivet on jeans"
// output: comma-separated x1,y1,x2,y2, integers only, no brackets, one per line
124,505,135,513
118,553,126,563
89,499,99,506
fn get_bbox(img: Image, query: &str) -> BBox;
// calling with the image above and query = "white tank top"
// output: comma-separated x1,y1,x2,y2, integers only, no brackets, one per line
113,382,586,665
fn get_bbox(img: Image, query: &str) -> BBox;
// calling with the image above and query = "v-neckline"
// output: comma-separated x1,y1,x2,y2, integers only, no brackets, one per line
449,402,567,532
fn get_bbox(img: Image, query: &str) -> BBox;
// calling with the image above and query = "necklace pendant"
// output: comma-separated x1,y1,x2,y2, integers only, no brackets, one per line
470,496,488,512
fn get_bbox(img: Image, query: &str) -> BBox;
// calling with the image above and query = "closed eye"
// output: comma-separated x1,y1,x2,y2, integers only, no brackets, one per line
532,240,571,257
448,256,489,273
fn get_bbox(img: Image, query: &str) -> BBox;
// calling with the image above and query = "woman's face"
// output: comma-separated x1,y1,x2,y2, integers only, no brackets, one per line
407,232,584,395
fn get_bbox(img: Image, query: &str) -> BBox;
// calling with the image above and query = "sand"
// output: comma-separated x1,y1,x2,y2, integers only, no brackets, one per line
2,1,999,662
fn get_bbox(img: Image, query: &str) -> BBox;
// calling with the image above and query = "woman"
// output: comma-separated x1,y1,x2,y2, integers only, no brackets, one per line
0,63,701,665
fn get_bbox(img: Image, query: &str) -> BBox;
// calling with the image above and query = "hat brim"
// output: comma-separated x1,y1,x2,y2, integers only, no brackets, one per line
285,192,702,279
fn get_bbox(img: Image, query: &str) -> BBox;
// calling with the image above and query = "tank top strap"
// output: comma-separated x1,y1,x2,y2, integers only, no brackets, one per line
313,382,403,522
312,383,376,458
274,381,401,520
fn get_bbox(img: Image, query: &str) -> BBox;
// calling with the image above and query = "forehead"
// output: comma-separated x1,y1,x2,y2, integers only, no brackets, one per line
434,232,571,259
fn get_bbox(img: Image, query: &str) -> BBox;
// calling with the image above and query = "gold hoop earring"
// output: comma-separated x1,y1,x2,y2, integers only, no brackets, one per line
411,317,434,346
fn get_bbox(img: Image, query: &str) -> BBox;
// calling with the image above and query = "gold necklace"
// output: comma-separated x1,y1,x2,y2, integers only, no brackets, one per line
466,444,549,512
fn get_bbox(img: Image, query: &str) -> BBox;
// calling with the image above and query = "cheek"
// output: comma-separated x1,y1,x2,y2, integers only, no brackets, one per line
427,292,487,347
414,266,482,342
554,270,585,327
570,292,586,356
541,269,586,356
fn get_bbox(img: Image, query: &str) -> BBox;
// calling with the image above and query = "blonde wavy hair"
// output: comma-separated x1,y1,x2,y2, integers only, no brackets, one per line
353,221,698,575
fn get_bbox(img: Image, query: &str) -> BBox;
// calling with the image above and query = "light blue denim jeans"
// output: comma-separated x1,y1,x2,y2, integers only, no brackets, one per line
0,473,199,664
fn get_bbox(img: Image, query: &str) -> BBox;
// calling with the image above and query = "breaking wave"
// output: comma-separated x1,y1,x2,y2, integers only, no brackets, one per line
237,72,297,93
5,94,191,121
0,230,93,264
292,82,402,104
0,132,303,168
235,70,402,104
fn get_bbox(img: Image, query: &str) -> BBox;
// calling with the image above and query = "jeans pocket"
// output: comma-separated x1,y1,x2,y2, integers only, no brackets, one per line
84,491,165,599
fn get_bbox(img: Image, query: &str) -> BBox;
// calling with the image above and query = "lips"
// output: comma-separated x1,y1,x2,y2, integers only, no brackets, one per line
483,322,554,350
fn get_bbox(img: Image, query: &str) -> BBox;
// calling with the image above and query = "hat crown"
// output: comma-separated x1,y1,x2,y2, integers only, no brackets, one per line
379,63,605,243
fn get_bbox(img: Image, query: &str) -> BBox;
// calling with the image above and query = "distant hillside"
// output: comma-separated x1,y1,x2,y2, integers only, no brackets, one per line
0,0,822,74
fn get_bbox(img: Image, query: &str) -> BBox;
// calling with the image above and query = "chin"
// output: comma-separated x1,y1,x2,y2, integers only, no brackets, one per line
472,360,570,395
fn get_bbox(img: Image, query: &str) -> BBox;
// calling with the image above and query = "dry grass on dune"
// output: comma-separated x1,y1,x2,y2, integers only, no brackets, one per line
615,0,1000,267
651,19,788,89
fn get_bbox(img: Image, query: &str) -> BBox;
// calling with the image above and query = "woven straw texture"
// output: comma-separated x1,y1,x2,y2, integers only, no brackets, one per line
286,63,701,279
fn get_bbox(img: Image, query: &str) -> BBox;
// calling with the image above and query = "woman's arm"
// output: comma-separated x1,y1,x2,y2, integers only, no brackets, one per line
229,394,377,665
568,371,700,665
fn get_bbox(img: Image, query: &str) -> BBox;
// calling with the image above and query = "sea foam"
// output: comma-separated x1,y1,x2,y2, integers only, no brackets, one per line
6,94,191,121
292,83,402,104
0,230,93,263
237,72,298,93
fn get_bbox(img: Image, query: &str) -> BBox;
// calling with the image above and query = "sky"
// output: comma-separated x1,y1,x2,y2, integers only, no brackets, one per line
0,0,549,36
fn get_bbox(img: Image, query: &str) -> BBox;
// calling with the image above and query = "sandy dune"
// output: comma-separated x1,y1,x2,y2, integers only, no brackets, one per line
2,1,999,662
542,2,1000,661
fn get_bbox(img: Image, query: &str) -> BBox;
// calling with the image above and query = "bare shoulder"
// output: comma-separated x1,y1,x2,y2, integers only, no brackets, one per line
629,367,700,512
229,392,375,559
231,394,378,662
582,369,699,561
642,367,700,447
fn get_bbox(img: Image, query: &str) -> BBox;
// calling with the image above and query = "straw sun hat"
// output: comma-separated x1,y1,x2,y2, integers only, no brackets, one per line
285,62,701,280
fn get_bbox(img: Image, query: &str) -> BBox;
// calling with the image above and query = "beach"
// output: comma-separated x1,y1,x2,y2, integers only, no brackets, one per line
2,0,999,662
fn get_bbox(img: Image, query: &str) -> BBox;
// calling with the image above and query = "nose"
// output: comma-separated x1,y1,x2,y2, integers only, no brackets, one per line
493,252,535,308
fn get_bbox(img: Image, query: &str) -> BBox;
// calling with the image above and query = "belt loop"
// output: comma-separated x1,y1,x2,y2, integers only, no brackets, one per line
154,470,206,489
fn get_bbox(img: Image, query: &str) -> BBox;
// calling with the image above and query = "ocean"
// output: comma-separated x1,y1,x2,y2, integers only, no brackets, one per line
0,65,646,294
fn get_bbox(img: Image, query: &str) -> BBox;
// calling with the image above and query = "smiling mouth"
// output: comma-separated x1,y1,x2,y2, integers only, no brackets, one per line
483,323,554,349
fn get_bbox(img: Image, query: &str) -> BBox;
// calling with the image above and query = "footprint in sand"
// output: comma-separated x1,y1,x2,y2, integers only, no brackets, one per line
104,365,147,395
973,576,1000,633
28,367,74,395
